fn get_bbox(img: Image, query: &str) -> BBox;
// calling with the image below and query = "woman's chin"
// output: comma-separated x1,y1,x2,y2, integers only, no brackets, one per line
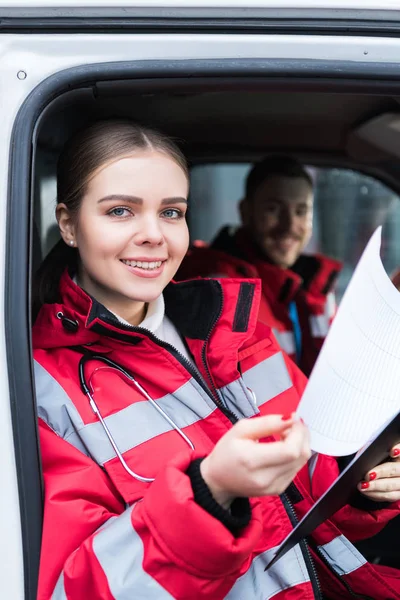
122,285,165,305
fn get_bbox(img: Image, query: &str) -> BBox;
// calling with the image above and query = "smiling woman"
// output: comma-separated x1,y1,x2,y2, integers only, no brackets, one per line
33,120,189,324
57,152,189,324
31,120,400,600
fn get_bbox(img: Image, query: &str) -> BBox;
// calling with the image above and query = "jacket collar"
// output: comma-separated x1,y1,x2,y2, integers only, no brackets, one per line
32,269,262,353
213,226,342,307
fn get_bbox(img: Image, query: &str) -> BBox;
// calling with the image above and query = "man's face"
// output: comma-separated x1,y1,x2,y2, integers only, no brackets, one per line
242,174,313,268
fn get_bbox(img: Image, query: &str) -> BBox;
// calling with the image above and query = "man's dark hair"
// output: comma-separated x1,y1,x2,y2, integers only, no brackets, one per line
245,155,313,199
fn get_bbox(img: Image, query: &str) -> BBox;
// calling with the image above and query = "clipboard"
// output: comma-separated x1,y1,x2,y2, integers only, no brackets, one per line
265,408,400,570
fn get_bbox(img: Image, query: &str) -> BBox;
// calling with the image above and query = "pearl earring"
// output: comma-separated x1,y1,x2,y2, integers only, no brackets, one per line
69,240,74,246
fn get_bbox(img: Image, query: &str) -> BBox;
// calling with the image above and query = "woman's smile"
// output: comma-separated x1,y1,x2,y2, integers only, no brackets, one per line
120,257,167,278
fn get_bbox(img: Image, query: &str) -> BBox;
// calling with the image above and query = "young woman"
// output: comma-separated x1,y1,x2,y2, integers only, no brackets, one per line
33,120,400,600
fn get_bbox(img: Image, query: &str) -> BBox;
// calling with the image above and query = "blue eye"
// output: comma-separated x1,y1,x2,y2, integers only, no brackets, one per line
162,208,182,219
109,207,131,217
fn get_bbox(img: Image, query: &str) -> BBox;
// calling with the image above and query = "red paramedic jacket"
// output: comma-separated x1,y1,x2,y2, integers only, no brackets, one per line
177,226,343,376
33,272,400,599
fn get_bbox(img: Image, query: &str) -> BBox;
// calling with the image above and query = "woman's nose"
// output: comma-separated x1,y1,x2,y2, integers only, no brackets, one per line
134,215,164,245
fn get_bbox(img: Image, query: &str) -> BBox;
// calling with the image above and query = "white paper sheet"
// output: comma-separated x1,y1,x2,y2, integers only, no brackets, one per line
297,227,400,456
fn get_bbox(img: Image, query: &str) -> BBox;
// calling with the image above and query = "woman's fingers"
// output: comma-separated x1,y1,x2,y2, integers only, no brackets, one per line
233,413,295,441
390,443,400,459
358,482,400,502
358,477,400,493
245,419,311,470
364,460,400,482
359,458,400,501
361,444,400,483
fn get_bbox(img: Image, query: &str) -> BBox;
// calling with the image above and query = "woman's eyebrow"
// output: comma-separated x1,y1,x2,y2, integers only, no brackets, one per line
161,197,188,205
97,194,187,205
97,194,142,204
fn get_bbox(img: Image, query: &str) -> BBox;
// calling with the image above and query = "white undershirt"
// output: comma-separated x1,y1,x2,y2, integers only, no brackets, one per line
73,277,192,362
107,294,192,363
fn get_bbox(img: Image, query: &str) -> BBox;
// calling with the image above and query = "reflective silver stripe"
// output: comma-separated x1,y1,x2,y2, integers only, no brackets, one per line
318,535,367,576
35,360,215,465
51,572,67,600
272,329,296,355
308,452,319,482
310,292,336,338
226,544,310,599
35,360,90,457
93,506,174,599
326,292,336,319
310,314,330,338
241,352,293,409
79,378,216,465
36,353,292,465
219,377,259,418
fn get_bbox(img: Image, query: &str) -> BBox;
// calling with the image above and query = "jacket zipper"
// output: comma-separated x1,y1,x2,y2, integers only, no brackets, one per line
284,488,375,600
95,307,323,596
311,543,375,600
281,491,323,600
199,281,239,423
93,313,238,424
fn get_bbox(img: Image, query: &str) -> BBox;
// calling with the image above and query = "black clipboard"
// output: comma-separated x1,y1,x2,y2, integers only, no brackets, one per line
265,408,400,570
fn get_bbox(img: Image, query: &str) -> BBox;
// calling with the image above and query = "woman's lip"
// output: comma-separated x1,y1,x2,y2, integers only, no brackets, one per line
120,258,167,262
121,261,165,279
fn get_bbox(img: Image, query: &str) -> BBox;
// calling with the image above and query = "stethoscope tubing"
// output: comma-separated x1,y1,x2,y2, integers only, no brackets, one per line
79,353,194,483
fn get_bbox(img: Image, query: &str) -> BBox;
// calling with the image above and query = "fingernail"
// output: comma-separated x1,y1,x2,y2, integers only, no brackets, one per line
361,482,370,489
263,436,275,443
281,414,292,421
393,449,400,457
369,472,377,481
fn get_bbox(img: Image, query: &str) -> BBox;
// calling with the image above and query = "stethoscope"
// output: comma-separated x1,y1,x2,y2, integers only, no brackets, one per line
78,352,195,483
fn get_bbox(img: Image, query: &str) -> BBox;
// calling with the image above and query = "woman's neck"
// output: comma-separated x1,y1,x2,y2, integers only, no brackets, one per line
111,302,148,326
76,272,147,326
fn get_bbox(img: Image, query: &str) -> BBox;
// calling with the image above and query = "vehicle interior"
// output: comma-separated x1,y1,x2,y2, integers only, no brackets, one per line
21,70,400,589
34,83,400,300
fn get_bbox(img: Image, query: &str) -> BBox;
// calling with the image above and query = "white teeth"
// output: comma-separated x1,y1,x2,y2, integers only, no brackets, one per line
121,259,163,270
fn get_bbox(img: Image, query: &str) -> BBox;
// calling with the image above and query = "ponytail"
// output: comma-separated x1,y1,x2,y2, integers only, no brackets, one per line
32,239,78,321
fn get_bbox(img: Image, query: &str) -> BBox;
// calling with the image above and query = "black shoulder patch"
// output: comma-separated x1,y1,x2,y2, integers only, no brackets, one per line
285,482,303,504
233,282,255,332
322,270,339,295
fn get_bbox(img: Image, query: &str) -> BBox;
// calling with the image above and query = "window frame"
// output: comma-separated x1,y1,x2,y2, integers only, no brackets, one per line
8,56,400,598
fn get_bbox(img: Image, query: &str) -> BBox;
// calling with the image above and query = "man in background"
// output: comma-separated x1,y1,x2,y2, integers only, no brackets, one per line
178,155,342,375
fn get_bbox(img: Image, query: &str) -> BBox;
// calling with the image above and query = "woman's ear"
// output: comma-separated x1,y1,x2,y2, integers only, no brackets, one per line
56,203,76,247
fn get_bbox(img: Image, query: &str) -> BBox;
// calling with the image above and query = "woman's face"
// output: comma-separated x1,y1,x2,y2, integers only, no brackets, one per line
58,150,189,323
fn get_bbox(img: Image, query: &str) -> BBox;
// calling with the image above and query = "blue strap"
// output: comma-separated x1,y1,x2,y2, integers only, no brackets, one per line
288,301,302,363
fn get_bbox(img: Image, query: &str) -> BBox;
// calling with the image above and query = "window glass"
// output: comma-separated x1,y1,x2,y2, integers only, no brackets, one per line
189,164,400,301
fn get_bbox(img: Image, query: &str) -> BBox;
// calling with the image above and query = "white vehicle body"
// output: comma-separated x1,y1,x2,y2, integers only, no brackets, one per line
1,2,400,598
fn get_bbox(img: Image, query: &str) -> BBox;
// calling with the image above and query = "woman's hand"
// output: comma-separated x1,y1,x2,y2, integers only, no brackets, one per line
200,414,311,509
358,443,400,502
